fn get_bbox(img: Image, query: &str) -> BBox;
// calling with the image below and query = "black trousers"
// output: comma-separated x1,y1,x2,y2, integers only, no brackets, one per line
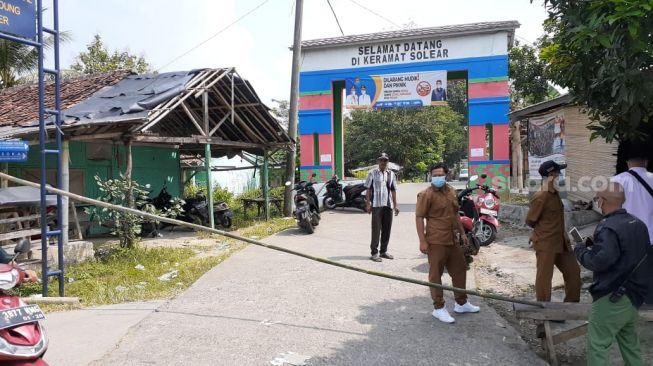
370,207,393,255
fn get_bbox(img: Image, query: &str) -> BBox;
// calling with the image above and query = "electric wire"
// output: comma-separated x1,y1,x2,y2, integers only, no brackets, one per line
327,0,345,36
348,0,400,29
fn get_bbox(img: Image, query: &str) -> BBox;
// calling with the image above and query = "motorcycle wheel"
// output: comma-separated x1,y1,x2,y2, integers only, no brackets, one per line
221,216,233,229
479,223,497,246
303,218,314,234
323,197,337,210
189,214,205,227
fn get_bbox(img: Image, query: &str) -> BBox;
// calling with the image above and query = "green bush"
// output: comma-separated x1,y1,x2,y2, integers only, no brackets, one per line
183,184,206,199
352,170,368,180
213,185,235,207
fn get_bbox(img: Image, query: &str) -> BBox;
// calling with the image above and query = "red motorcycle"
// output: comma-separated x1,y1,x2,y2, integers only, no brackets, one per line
458,174,501,246
0,240,48,365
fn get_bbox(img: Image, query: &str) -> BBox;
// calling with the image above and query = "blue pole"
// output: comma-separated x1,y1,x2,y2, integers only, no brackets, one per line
37,0,48,297
53,0,64,297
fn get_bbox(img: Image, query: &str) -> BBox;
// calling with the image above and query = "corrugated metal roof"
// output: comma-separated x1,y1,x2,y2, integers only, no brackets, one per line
301,21,520,50
508,94,574,120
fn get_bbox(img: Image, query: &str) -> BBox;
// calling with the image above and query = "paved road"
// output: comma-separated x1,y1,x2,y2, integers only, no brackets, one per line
58,183,544,366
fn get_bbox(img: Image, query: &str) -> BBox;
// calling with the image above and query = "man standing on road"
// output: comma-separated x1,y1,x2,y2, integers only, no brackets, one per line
365,153,399,262
526,160,581,303
416,163,480,324
574,182,651,366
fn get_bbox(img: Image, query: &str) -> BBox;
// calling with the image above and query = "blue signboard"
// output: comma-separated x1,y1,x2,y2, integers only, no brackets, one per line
0,140,28,162
0,0,36,40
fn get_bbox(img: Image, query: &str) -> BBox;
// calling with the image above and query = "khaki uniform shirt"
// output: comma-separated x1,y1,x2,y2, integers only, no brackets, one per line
416,185,460,246
526,187,571,253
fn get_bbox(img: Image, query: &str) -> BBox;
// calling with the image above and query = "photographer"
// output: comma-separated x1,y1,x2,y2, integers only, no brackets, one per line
574,182,651,366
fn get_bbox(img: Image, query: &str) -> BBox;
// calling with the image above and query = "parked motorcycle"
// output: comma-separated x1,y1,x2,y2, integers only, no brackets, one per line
457,180,482,268
458,174,501,246
287,180,320,234
322,176,367,211
0,239,49,365
179,192,233,229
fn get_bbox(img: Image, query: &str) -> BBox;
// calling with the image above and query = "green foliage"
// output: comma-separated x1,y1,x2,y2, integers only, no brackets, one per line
71,34,151,75
509,41,557,109
345,106,466,179
538,0,653,142
213,185,235,207
183,183,206,199
86,175,183,248
0,32,71,88
447,79,468,120
351,170,368,180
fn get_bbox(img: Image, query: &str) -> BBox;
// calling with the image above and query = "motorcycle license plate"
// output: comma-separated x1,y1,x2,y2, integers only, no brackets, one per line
0,305,45,330
480,208,498,217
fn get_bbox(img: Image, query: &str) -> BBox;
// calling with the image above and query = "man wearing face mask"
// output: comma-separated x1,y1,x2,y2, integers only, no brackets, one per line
526,160,581,303
574,182,651,365
416,163,480,323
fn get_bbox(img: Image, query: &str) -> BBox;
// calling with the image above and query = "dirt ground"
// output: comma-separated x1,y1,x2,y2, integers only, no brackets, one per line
474,225,653,365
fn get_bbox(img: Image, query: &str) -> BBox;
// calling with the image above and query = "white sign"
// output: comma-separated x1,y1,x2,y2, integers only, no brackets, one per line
528,111,567,180
470,148,485,158
344,70,448,109
320,154,332,163
301,32,510,72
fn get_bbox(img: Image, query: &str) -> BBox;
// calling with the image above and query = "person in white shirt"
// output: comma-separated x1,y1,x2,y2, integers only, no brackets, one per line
358,85,371,106
611,141,653,305
611,142,653,243
345,86,358,106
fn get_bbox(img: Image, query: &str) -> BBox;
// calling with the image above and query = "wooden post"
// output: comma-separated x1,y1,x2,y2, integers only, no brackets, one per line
61,140,70,246
125,139,134,209
263,149,270,220
0,163,7,188
204,90,215,229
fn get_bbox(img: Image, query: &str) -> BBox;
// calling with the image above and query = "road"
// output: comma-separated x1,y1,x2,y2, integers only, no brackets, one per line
48,183,544,366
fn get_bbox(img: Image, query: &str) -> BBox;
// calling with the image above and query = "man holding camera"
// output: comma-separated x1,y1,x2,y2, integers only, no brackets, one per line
574,182,651,365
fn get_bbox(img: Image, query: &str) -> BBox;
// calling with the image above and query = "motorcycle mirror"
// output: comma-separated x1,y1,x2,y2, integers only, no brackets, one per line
14,238,30,255
284,181,292,186
469,175,479,181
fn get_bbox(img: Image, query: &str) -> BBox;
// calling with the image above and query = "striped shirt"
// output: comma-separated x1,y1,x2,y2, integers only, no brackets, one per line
364,168,397,208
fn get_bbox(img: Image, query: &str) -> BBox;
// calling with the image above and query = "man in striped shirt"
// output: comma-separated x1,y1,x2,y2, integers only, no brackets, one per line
365,153,400,262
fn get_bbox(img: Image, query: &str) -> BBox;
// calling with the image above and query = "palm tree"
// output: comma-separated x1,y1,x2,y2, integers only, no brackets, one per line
0,32,71,89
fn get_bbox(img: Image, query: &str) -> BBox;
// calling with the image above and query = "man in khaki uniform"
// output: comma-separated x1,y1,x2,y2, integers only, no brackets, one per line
416,163,480,323
526,160,581,302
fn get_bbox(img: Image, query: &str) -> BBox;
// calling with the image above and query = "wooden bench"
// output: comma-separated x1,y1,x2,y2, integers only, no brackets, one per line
241,198,282,218
514,302,653,365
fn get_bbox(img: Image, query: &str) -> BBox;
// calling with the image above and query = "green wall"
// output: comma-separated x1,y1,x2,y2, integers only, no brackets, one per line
8,142,181,199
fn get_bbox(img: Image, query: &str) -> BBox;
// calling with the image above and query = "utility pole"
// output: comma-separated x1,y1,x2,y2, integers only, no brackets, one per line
283,0,304,216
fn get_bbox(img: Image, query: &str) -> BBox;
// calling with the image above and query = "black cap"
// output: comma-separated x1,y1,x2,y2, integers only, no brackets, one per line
377,153,389,161
538,160,567,177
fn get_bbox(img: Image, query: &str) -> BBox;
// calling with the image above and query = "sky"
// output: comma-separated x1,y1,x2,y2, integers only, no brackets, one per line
51,0,549,105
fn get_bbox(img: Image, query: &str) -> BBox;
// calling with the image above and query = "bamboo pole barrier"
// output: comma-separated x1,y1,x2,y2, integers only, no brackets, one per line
0,172,544,308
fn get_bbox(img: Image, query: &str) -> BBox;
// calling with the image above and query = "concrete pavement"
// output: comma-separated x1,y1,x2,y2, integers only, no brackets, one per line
50,183,544,365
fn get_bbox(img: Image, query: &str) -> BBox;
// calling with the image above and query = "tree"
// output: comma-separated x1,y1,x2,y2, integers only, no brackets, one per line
509,41,558,110
71,34,151,75
538,0,653,142
345,106,466,179
0,32,71,89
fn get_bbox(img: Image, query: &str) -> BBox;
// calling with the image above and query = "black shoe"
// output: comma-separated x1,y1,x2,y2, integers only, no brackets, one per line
380,253,394,260
370,254,382,262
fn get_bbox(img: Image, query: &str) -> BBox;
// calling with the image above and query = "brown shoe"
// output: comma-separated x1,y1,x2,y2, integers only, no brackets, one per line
380,253,394,260
370,254,382,262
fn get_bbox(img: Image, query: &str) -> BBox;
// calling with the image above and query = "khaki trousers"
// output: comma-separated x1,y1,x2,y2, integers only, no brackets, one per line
428,244,467,309
535,250,581,302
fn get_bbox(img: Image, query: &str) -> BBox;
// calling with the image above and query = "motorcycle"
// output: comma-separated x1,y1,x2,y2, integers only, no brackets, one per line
287,180,320,234
458,174,501,246
457,180,482,269
0,239,49,365
322,175,367,211
178,192,233,229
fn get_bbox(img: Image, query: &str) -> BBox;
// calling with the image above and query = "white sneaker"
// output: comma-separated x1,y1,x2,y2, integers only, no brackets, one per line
454,302,480,314
432,308,455,323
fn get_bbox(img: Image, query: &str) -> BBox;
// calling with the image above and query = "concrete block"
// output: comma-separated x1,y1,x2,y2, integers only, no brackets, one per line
47,240,95,265
500,203,601,229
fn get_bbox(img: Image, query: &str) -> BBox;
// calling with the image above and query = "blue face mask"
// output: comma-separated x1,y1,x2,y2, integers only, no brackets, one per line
431,176,446,188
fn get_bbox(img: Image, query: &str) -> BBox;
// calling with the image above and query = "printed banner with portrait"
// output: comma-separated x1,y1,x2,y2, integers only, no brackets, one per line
344,71,447,110
528,111,566,180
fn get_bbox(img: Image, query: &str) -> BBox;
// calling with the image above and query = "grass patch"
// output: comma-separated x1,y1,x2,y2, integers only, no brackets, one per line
506,193,530,205
18,247,227,307
19,217,296,310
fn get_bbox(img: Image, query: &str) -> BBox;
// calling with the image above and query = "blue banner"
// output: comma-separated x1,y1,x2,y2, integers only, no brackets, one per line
0,0,36,40
0,140,28,162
